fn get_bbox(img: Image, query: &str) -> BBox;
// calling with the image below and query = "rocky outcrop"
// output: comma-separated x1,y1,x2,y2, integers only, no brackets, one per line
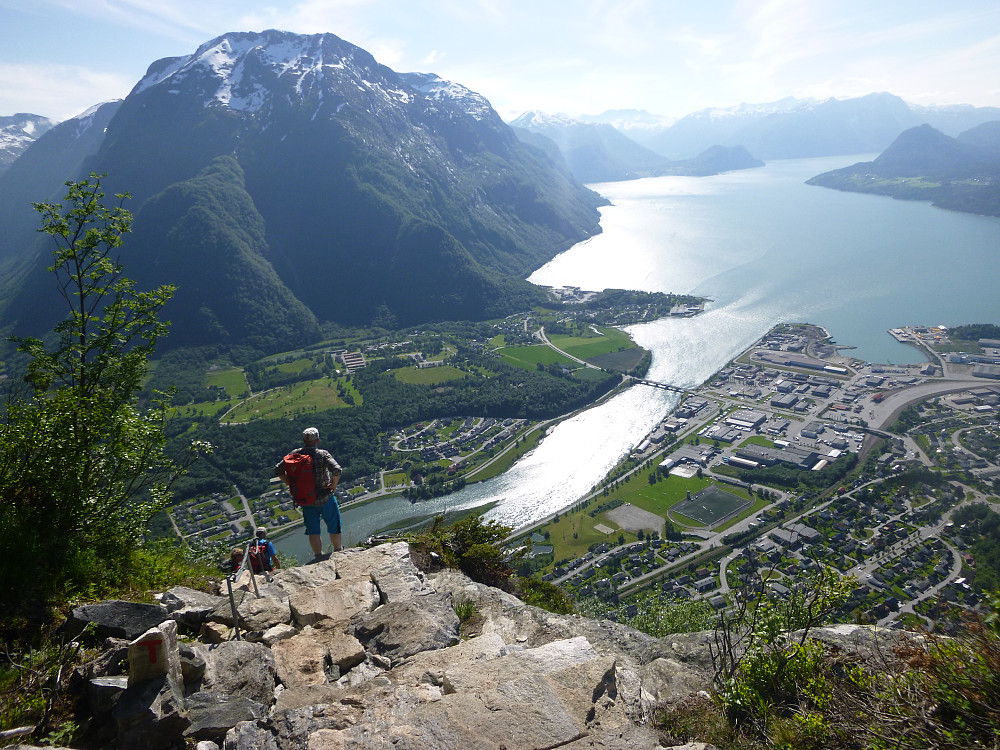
46,542,725,750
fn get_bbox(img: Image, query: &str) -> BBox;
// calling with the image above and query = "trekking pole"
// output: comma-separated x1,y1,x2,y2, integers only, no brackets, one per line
245,540,261,598
225,574,243,641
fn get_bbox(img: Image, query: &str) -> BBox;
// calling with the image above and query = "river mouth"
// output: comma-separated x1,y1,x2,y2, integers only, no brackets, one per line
280,155,1000,562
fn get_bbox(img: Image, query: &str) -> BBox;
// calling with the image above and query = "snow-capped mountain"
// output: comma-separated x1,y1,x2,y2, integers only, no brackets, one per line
0,30,604,352
0,113,55,175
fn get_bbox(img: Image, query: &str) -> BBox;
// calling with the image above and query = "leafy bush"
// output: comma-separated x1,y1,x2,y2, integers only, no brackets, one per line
409,515,523,590
515,577,575,614
0,176,207,615
711,567,854,740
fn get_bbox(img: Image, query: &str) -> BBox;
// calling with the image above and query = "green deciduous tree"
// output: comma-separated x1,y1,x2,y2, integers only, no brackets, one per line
0,175,207,607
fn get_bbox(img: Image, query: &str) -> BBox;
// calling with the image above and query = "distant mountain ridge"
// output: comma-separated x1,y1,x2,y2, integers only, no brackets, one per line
0,30,605,355
510,110,762,182
594,94,1000,160
806,122,1000,217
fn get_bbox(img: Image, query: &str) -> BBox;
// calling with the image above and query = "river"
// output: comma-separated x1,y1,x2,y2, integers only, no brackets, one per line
277,155,1000,559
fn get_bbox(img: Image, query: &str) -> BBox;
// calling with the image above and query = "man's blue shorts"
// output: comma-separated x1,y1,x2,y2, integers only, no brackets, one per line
302,496,342,536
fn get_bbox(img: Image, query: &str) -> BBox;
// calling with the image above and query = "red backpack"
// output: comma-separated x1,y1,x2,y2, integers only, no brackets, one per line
248,540,271,573
282,451,318,506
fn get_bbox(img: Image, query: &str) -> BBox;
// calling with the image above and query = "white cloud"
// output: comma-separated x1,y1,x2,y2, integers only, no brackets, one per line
0,63,133,120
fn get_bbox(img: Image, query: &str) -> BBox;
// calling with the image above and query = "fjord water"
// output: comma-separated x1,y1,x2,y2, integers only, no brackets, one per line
278,155,1000,557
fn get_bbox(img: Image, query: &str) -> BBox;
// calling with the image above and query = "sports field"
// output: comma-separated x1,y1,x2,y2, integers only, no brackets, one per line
671,485,751,527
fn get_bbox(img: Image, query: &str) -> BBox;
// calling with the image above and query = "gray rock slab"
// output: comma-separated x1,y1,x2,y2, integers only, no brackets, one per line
640,656,714,706
223,720,280,750
271,558,339,596
112,673,190,750
288,578,379,627
557,725,667,749
184,690,265,741
261,623,297,646
210,593,291,634
441,636,619,728
268,702,366,745
87,675,128,716
69,600,169,641
161,586,224,629
271,629,330,688
349,592,459,662
200,641,276,707
179,642,207,686
331,674,584,750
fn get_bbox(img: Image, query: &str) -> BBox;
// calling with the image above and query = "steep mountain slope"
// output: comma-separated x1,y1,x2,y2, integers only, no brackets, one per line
0,102,122,320
1,30,604,350
510,111,674,182
0,113,54,175
806,123,1000,217
0,103,120,258
956,121,1000,155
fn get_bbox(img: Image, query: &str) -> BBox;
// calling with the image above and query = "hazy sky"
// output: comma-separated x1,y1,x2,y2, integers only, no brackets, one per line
2,0,999,123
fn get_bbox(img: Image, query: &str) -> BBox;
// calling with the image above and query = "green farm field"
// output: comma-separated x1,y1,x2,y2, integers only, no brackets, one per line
499,344,577,371
206,367,247,397
170,399,236,418
273,358,317,374
393,365,468,385
547,327,635,360
224,379,354,423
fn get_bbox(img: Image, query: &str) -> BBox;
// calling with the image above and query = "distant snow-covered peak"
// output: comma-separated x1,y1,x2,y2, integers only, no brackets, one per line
691,96,816,121
576,109,675,131
508,110,581,129
0,113,56,166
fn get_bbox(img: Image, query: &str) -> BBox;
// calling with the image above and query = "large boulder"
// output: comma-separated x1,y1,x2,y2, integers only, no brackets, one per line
161,586,225,629
111,673,189,750
184,691,265,741
198,641,277,707
208,591,292,636
288,578,380,627
68,600,169,641
271,622,366,687
349,592,459,663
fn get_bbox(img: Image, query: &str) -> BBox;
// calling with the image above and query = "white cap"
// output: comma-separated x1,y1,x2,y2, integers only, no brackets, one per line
303,427,319,441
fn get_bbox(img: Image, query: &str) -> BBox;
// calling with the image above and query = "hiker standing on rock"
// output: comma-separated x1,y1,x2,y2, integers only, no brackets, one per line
275,427,344,561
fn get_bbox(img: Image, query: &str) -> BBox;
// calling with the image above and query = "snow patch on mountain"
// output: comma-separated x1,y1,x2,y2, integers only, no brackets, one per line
399,72,492,120
134,31,337,113
0,113,56,169
687,96,816,121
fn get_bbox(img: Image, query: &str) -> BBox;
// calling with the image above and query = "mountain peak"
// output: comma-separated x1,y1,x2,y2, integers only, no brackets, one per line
0,113,56,174
133,30,387,114
509,110,580,129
